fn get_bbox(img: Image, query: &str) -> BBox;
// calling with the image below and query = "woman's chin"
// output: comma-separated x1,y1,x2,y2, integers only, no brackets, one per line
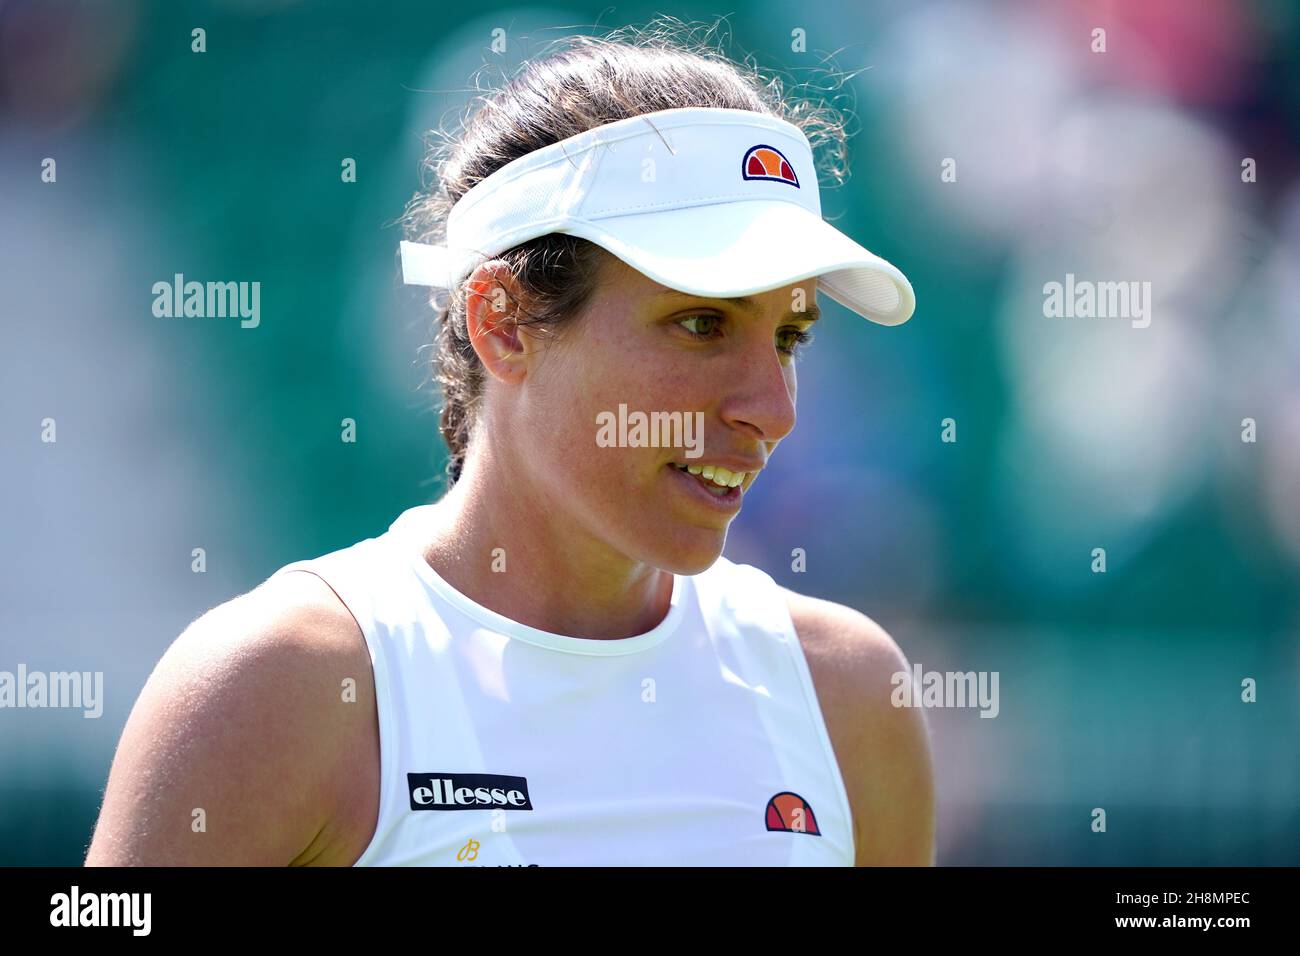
644,528,729,576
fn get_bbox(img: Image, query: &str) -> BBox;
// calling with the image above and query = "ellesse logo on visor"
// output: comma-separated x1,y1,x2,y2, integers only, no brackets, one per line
741,144,799,187
408,772,534,810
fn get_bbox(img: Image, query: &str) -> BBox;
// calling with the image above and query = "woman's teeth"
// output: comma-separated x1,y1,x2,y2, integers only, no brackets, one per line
673,462,747,493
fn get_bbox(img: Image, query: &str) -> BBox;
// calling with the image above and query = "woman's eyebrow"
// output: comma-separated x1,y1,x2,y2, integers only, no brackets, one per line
652,289,821,322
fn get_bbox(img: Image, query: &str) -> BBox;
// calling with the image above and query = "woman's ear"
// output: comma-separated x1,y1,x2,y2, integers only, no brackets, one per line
463,260,532,384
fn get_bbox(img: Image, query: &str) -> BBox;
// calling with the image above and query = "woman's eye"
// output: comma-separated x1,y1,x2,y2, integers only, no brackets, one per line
677,314,813,357
777,328,815,357
678,314,722,339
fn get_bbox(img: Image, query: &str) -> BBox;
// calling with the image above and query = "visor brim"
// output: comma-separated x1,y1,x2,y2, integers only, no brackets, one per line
569,200,915,326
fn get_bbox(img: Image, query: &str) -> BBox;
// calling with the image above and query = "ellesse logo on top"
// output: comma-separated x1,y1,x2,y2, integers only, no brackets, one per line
765,790,821,835
407,772,534,811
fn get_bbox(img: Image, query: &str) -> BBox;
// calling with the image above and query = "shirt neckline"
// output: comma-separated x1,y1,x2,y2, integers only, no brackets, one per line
386,506,687,657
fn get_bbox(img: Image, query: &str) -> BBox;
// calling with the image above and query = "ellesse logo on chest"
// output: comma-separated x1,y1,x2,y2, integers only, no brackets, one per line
407,772,534,811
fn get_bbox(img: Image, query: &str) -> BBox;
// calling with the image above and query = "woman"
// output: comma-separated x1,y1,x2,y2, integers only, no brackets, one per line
86,26,934,867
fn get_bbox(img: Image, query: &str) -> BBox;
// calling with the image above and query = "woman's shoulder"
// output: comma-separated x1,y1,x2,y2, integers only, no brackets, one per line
775,583,914,730
776,584,902,665
773,583,936,865
181,568,370,673
87,570,377,865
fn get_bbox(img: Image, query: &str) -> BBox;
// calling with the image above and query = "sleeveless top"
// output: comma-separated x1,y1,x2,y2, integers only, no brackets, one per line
270,504,855,866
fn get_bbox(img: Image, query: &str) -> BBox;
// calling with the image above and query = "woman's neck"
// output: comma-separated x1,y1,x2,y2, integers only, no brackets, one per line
416,452,675,640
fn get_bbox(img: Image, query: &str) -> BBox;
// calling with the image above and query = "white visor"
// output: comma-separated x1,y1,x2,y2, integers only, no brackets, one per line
399,106,915,326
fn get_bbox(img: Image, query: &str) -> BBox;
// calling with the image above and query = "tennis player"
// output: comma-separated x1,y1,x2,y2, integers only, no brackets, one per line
86,31,934,867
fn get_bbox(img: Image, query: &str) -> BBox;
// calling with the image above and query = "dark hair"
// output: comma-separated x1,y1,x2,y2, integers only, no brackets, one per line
401,17,851,486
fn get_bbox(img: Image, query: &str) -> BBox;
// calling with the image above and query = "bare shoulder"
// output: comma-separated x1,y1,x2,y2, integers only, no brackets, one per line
85,570,378,867
780,587,936,866
782,589,910,686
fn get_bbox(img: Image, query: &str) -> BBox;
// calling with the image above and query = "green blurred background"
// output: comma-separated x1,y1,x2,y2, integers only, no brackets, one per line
2,0,1298,865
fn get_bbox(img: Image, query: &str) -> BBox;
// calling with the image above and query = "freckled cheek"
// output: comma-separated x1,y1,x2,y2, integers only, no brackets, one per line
547,331,704,483
533,388,650,489
580,342,691,412
619,355,700,410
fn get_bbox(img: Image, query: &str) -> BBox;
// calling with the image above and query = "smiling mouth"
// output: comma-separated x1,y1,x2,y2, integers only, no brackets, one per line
669,462,754,497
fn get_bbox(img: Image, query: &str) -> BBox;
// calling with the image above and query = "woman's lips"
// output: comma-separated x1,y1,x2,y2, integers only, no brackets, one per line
665,462,743,511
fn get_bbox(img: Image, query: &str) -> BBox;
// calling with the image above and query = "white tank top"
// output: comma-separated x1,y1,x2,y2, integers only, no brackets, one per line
271,504,855,866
